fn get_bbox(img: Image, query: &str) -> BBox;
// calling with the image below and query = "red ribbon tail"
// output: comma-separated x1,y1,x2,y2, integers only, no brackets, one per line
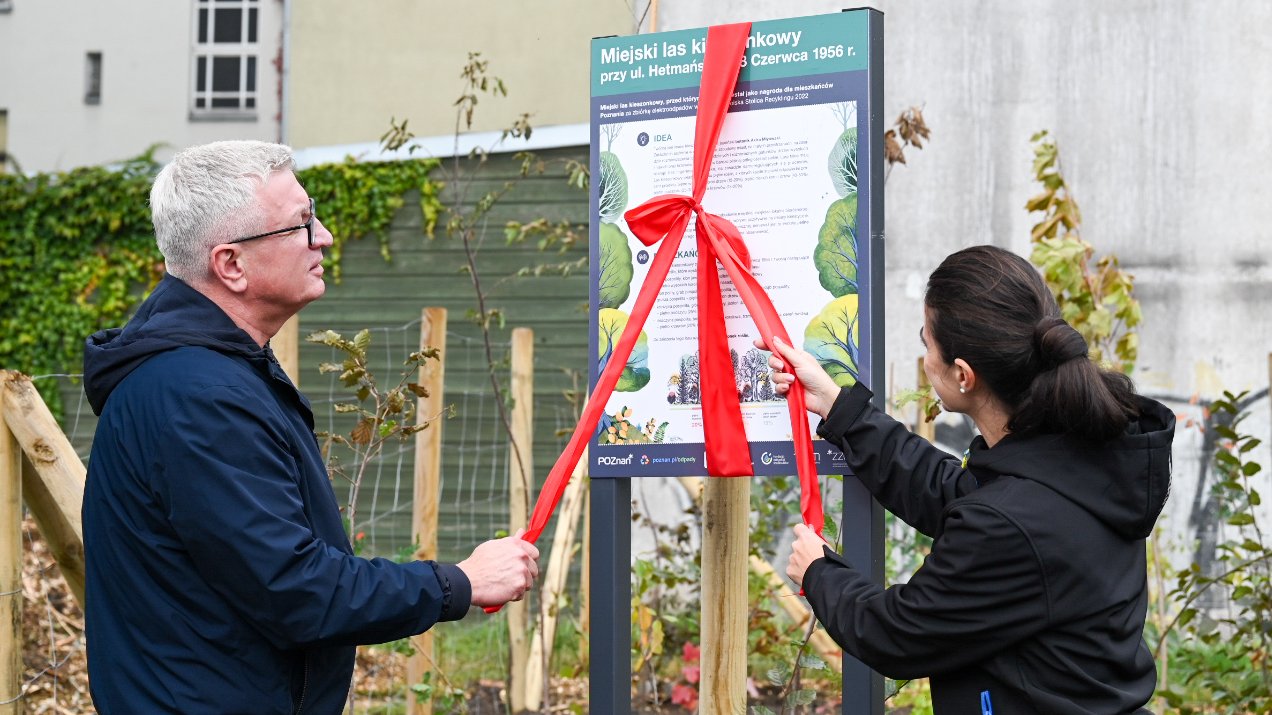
698,215,824,532
697,218,752,477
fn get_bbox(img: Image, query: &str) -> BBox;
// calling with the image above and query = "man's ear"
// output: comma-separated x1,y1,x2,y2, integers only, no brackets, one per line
208,244,249,294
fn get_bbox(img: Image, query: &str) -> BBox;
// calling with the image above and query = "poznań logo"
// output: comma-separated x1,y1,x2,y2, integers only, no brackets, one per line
597,453,635,466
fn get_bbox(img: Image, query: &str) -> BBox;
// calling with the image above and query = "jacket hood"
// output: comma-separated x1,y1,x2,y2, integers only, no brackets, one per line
83,275,269,416
965,396,1176,539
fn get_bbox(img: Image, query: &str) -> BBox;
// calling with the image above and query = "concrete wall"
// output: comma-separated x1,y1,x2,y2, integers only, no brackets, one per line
654,0,1271,395
280,1,1270,570
284,0,636,148
0,0,282,173
653,0,1272,568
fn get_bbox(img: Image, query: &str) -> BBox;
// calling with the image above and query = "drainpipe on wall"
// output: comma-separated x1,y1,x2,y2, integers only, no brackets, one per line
278,0,290,145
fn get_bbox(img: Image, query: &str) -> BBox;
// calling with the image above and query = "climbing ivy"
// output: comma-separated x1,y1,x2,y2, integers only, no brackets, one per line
0,150,163,417
0,149,445,417
296,155,442,281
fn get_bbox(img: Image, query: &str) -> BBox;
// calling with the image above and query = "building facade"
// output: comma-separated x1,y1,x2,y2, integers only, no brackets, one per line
0,0,283,173
283,0,635,148
0,0,637,173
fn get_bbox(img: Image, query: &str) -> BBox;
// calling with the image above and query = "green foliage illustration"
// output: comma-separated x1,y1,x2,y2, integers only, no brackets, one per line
597,307,649,392
828,127,859,198
597,223,634,309
671,353,700,404
812,193,860,297
599,405,668,445
598,150,629,224
804,294,861,388
827,101,859,199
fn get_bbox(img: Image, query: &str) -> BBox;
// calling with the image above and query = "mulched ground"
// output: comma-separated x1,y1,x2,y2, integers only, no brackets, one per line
18,517,94,713
15,522,845,714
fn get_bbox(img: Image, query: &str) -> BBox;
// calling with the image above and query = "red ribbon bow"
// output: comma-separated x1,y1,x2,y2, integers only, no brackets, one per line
490,23,823,612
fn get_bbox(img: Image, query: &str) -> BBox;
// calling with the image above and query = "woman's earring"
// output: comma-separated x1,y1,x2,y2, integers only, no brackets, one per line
959,386,966,394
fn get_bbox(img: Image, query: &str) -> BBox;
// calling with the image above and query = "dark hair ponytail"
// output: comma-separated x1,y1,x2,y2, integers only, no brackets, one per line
925,245,1139,442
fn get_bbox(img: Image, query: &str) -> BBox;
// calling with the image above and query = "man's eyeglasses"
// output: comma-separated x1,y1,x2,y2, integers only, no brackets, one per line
227,198,318,247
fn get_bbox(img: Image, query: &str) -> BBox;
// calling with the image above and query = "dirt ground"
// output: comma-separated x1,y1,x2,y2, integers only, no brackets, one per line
18,518,94,712
16,522,844,714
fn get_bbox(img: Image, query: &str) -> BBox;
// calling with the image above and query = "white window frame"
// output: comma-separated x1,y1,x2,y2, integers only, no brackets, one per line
190,0,260,120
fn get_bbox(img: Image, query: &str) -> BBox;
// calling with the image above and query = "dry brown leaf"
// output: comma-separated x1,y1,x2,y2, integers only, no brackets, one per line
883,129,906,165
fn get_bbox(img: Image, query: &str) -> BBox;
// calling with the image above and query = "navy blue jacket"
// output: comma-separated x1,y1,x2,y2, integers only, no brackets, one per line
806,384,1174,714
83,276,470,714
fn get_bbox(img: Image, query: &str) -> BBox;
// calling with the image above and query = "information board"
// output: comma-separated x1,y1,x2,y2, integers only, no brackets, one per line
588,11,882,479
585,10,886,715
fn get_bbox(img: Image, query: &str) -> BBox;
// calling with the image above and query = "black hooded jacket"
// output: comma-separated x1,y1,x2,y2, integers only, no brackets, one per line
82,276,470,714
805,383,1174,714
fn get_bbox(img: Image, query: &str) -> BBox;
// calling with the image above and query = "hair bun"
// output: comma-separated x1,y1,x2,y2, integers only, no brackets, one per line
1034,316,1088,368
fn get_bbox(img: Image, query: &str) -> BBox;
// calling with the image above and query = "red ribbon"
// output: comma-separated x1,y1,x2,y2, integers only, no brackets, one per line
489,22,823,612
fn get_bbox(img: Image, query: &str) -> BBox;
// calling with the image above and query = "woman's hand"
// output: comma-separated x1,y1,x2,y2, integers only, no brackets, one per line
786,522,830,588
754,336,841,419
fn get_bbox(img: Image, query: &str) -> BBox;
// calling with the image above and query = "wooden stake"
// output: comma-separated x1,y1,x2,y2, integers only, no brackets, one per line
0,371,85,607
700,476,750,715
1,375,23,715
507,328,534,714
407,308,447,715
274,314,301,387
524,449,587,711
677,477,841,672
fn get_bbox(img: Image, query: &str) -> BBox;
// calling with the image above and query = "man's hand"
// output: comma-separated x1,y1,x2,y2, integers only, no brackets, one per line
786,522,830,589
753,336,841,419
458,529,541,608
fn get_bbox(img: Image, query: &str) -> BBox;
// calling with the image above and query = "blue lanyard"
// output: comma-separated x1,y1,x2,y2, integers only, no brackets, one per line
980,690,993,715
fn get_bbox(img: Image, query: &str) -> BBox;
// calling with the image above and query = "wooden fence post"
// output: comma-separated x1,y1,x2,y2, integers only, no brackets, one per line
274,314,301,386
507,328,534,714
407,308,447,715
1,376,23,715
700,476,750,714
0,372,85,607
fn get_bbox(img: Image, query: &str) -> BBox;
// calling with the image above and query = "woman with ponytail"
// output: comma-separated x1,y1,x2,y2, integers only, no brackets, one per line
766,245,1174,714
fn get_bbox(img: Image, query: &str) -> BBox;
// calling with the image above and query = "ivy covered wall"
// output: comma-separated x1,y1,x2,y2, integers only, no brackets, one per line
0,150,445,414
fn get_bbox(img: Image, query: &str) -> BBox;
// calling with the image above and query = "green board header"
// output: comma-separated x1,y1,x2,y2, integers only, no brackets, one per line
591,11,869,97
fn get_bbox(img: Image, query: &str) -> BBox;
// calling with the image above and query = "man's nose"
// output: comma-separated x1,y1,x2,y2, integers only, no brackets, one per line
313,218,334,248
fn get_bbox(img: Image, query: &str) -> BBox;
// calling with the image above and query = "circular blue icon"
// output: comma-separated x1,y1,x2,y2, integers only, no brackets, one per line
637,250,650,264
637,132,650,146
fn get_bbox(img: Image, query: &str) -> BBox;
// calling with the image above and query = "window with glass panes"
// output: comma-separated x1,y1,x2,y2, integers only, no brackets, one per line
192,0,259,113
